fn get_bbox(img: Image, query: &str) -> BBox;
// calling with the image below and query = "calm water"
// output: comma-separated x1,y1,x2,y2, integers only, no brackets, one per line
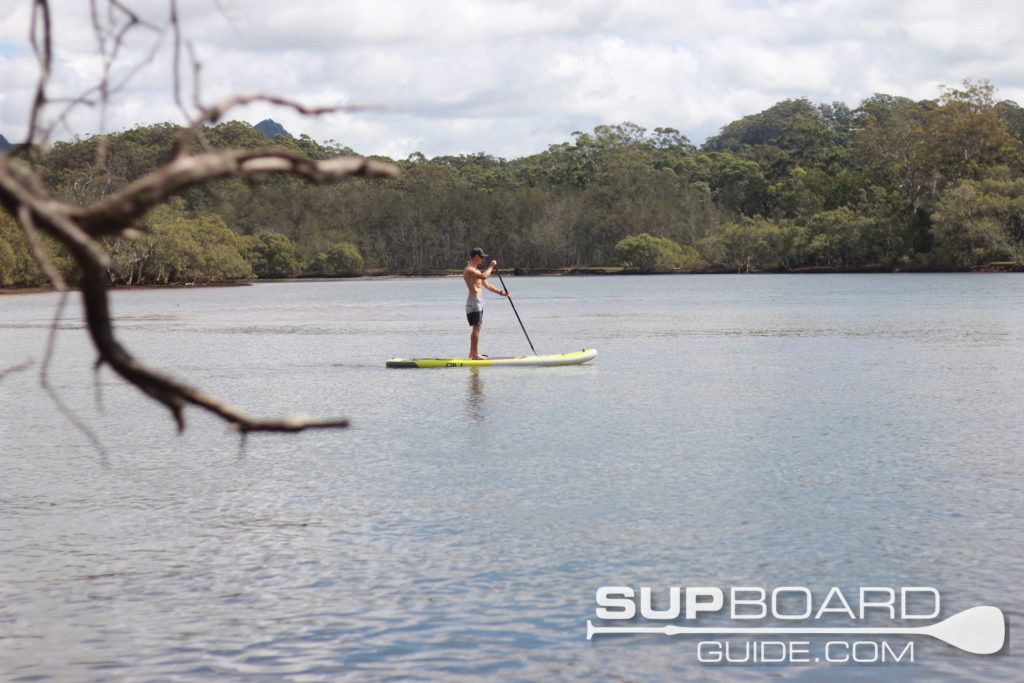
1,274,1022,681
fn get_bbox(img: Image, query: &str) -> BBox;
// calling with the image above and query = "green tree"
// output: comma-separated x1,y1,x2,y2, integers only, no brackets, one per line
204,120,276,150
0,213,34,285
927,80,1022,181
107,205,253,284
0,211,74,286
854,81,1021,215
931,167,1024,267
995,99,1024,142
615,233,699,271
802,207,877,267
698,218,793,272
651,127,696,156
769,166,829,219
0,232,16,286
318,241,365,276
240,231,302,278
676,152,769,216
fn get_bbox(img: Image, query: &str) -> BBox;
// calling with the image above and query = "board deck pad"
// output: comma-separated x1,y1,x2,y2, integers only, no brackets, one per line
386,349,597,368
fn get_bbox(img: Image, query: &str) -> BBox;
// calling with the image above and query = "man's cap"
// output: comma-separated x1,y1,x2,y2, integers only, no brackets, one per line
470,247,489,260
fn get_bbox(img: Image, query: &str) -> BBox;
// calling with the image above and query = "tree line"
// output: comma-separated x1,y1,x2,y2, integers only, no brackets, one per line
3,79,1024,287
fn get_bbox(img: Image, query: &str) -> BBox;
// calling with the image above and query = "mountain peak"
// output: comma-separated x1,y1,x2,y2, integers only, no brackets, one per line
0,134,12,152
254,119,293,141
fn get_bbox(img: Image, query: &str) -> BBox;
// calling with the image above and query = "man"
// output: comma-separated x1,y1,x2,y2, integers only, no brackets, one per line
463,247,509,359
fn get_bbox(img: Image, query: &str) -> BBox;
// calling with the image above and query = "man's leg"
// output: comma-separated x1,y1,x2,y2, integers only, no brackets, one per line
469,324,482,359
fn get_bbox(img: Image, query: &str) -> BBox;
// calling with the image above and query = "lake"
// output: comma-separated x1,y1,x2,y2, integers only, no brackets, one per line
1,274,1022,681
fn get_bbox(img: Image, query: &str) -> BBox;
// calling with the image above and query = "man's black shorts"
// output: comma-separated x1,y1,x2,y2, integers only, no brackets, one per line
467,310,483,327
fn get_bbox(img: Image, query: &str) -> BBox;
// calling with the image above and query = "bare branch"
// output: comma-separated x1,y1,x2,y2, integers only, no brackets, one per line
173,94,390,158
26,1,167,149
0,360,34,382
26,0,53,149
170,0,188,120
0,157,112,267
2,0,395,438
73,150,397,237
1,148,386,434
69,250,351,434
72,275,348,433
38,291,107,454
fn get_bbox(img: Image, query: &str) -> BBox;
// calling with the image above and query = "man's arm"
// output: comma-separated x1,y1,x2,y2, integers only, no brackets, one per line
478,260,508,296
482,279,506,295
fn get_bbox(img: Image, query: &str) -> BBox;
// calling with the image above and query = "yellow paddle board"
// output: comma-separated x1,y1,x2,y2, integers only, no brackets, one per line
386,348,597,368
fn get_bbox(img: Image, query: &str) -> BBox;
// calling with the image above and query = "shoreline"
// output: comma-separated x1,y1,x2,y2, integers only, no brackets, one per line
2,263,1021,296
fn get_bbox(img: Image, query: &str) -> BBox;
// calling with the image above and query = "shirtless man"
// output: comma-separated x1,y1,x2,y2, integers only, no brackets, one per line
463,247,509,359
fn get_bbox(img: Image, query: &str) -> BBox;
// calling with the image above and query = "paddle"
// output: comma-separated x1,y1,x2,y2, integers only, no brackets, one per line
494,267,536,355
586,605,1006,655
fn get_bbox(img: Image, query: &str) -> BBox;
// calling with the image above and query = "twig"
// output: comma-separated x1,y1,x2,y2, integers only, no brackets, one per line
26,0,53,150
172,94,389,159
38,291,107,454
0,359,34,382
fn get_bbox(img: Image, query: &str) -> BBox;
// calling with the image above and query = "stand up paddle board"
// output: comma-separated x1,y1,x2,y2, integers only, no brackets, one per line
386,348,597,368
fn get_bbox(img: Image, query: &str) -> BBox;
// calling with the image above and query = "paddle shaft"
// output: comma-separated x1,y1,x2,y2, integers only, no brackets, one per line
494,267,536,355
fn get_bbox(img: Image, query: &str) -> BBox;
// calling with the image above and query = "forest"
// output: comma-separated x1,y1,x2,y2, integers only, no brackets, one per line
3,79,1024,287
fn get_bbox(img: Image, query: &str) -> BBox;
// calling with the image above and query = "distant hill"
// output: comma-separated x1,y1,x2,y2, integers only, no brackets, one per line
0,134,11,152
254,119,293,141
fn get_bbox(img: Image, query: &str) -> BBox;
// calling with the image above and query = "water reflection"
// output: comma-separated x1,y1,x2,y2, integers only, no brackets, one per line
465,368,485,422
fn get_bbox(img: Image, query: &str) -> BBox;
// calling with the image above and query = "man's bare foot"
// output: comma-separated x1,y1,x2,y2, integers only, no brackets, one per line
469,354,488,360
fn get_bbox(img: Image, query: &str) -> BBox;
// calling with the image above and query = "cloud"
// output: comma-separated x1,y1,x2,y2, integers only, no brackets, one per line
2,0,1024,156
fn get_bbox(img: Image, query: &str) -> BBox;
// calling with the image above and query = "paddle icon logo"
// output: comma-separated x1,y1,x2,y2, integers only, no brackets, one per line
587,586,1006,664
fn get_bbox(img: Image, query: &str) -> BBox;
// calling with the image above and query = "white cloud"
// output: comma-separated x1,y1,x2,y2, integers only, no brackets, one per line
2,0,1024,156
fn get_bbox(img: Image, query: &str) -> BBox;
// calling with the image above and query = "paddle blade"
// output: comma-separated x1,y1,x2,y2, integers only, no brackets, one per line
930,606,1005,655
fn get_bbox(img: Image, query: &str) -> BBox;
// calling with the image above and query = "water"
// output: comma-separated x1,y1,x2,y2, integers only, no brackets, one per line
1,274,1022,681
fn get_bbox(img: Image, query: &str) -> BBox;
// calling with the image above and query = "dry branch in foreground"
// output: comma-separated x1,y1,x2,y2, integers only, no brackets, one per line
0,149,395,433
3,0,399,435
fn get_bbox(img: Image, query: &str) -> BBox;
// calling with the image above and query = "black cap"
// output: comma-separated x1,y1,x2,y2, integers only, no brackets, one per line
470,247,489,260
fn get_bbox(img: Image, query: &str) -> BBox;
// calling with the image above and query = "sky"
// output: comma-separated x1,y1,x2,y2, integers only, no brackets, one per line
2,0,1024,159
